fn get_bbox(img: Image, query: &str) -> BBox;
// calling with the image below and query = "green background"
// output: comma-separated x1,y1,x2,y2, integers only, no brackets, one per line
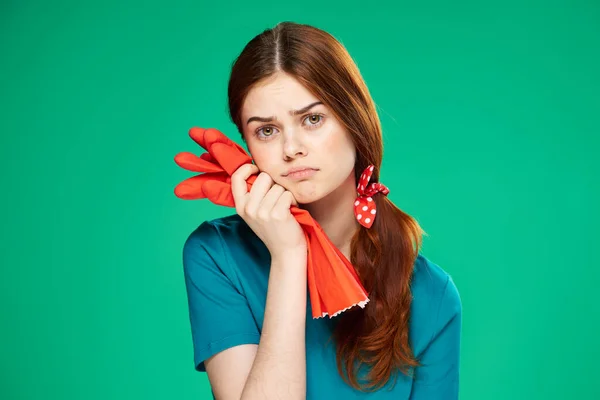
1,0,598,399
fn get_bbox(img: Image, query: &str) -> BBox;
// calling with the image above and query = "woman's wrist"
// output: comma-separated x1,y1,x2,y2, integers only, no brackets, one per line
270,247,307,264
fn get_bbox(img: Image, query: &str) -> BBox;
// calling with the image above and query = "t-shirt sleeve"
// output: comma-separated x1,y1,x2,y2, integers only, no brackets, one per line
182,220,261,372
410,275,462,399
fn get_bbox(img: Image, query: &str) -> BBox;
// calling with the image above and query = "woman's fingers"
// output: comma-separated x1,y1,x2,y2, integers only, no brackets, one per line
272,191,297,219
245,172,276,216
231,163,259,214
257,184,286,219
289,192,298,207
230,167,307,254
231,165,299,226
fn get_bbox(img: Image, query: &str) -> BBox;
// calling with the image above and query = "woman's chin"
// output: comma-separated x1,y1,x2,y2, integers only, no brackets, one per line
292,189,321,205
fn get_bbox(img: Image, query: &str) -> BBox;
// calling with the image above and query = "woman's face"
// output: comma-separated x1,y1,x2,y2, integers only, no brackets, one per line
240,72,356,204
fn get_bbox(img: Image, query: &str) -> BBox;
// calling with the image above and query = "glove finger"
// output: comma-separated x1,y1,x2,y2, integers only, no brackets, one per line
202,180,235,207
174,152,224,173
174,172,229,200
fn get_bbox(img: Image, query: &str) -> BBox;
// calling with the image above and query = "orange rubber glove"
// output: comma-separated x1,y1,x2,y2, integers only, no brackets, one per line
174,127,369,319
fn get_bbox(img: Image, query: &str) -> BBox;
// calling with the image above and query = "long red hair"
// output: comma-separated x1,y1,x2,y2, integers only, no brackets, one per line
227,21,425,391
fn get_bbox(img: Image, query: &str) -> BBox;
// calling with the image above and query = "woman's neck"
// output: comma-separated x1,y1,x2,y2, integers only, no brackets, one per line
301,171,360,257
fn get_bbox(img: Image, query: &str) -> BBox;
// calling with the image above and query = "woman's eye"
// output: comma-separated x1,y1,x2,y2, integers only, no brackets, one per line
303,114,325,128
261,127,275,136
306,114,322,125
255,126,278,139
254,114,324,140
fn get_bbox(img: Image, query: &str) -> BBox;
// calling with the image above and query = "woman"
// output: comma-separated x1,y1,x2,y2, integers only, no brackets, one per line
182,21,462,399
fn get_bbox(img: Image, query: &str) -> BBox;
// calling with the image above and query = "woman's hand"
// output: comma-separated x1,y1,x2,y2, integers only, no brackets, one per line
231,163,307,259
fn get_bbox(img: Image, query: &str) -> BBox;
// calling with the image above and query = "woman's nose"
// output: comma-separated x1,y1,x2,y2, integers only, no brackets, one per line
282,130,307,159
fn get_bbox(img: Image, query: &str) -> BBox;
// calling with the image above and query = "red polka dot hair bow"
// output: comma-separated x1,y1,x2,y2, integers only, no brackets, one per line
354,164,390,229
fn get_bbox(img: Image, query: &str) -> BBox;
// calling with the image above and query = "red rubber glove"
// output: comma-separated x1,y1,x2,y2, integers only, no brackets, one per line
174,127,369,319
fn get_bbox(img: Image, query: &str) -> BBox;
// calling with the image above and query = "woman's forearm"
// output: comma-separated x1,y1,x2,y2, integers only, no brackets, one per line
241,251,308,400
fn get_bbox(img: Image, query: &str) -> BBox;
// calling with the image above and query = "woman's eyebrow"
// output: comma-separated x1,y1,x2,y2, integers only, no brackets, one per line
246,101,323,125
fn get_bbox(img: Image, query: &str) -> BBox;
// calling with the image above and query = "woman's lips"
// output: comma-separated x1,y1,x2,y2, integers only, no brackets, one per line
286,168,318,180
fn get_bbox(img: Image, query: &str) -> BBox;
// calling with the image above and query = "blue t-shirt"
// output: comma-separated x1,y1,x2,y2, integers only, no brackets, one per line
182,213,462,399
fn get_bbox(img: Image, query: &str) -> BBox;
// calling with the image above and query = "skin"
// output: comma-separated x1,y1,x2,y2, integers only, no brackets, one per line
240,71,361,257
203,71,364,399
